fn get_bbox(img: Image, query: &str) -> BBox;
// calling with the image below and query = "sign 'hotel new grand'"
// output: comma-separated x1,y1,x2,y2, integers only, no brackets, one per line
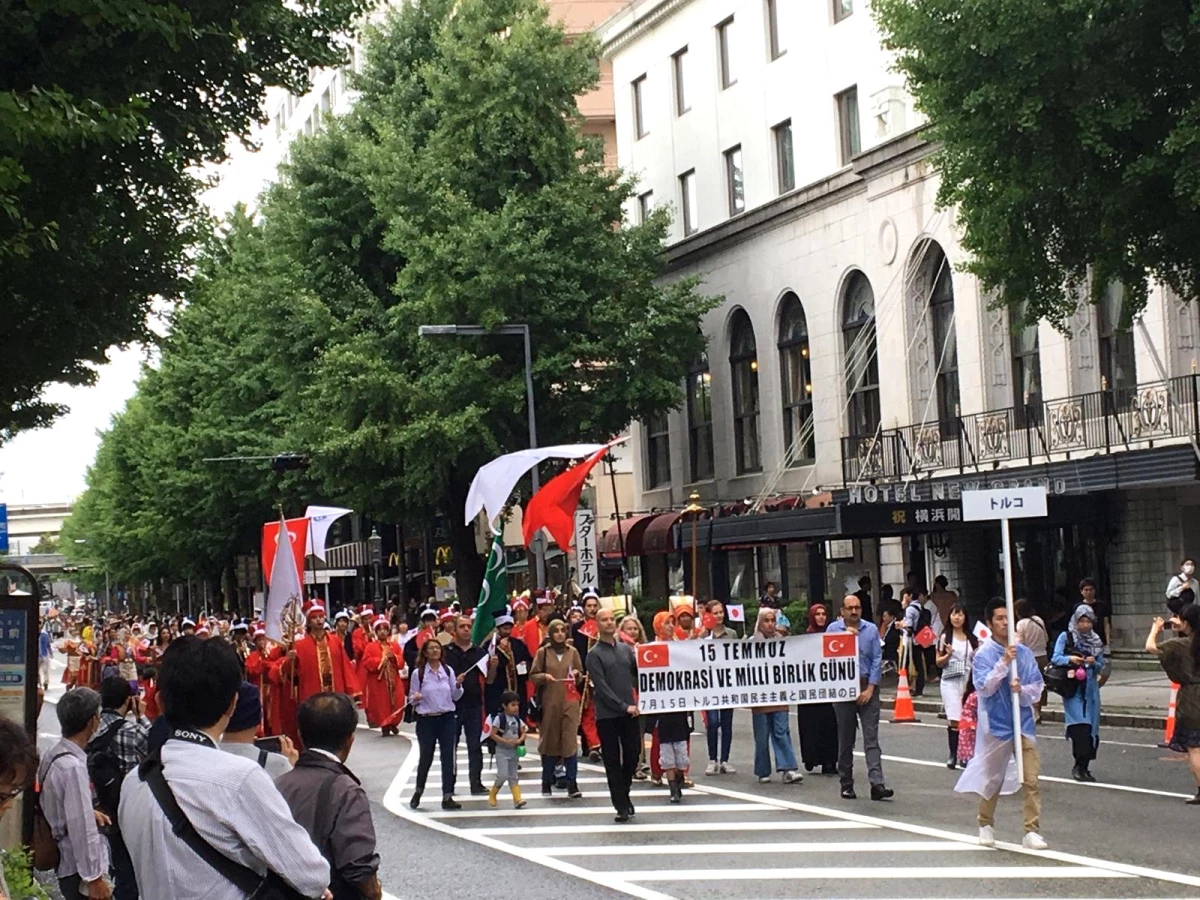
846,476,1071,505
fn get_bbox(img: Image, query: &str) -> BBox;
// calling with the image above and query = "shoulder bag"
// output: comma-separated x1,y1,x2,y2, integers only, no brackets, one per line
31,752,72,871
139,754,313,900
1042,636,1080,699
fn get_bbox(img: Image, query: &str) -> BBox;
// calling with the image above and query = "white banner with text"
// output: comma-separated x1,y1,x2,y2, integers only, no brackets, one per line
635,633,860,713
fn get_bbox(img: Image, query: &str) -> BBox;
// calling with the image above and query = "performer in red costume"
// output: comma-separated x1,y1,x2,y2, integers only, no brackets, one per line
244,626,282,733
522,594,555,657
271,600,360,746
361,616,407,736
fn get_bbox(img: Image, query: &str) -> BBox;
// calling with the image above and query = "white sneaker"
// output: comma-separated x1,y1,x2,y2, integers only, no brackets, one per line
1022,832,1048,851
782,770,803,784
705,761,719,776
978,825,995,847
720,762,736,774
757,775,771,784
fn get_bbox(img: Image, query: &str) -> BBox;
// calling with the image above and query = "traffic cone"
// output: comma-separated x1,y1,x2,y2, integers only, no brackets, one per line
892,664,920,723
1159,682,1179,749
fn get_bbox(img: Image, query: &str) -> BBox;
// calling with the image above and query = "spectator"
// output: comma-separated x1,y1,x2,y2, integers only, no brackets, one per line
39,619,53,690
935,604,977,770
828,594,892,801
38,686,112,899
749,609,801,785
1166,558,1199,602
759,581,783,610
90,677,151,899
1146,604,1200,804
797,603,838,775
854,575,875,624
1015,599,1050,724
443,616,488,796
1052,604,1106,782
586,608,641,823
408,639,463,811
277,693,383,900
119,636,329,899
219,682,297,779
879,601,903,676
1,716,39,900
930,575,958,624
701,600,737,776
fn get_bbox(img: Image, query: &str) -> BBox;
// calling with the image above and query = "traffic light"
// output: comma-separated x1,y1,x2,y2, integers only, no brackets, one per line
270,453,310,472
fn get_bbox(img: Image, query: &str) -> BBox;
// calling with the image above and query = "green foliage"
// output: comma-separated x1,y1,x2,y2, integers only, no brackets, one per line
873,0,1200,326
64,0,718,602
0,0,370,443
27,533,58,555
1,847,51,900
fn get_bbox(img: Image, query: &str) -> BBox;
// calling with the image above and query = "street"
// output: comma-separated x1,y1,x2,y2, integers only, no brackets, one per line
39,656,1199,900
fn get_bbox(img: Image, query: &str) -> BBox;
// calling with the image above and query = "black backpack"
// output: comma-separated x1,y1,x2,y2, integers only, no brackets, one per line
87,719,126,818
917,605,933,632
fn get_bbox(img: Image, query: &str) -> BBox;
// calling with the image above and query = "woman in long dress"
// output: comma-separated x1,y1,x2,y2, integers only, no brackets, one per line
797,603,838,774
529,619,585,798
937,603,977,769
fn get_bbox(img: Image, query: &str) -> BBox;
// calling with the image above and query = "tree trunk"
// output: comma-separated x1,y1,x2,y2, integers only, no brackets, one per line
446,477,486,605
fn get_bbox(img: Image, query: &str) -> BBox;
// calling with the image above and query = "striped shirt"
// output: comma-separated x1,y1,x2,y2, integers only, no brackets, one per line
37,738,110,882
118,733,329,899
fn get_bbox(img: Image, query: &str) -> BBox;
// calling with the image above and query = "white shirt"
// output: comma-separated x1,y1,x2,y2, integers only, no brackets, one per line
37,739,110,881
219,740,294,781
119,735,329,899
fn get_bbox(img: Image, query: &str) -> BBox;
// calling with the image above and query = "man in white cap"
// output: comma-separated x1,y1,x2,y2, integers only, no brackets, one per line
281,601,360,710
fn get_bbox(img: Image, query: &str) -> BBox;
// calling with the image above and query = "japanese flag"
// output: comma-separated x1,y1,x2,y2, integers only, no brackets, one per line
973,621,991,642
480,715,494,744
726,603,746,622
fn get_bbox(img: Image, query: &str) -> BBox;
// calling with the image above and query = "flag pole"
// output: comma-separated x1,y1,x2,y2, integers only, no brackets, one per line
606,452,628,594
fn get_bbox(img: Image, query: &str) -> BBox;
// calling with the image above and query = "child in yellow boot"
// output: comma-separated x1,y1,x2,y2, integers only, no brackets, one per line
488,690,528,809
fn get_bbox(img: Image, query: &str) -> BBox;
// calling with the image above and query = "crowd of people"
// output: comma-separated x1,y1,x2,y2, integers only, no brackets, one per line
5,564,1198,898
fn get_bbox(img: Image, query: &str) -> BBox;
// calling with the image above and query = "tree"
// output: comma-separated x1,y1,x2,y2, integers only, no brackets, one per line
873,0,1200,326
1,0,369,443
28,533,58,555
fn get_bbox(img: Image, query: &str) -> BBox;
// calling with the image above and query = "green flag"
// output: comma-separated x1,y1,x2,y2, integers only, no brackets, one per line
472,532,508,644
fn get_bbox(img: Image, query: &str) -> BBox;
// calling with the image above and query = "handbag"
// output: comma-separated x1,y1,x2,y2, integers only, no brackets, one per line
31,752,72,871
139,755,310,900
1042,660,1079,698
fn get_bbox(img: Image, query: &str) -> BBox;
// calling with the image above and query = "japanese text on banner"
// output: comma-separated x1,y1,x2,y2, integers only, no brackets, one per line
635,633,859,713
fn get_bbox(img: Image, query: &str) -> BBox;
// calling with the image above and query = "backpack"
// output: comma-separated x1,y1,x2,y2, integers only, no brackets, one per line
87,719,126,818
917,605,933,632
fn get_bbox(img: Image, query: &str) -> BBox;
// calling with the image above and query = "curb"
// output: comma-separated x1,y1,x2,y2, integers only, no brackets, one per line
878,696,1166,732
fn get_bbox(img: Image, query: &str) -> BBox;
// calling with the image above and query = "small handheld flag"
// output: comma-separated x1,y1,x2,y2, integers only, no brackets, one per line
726,603,746,623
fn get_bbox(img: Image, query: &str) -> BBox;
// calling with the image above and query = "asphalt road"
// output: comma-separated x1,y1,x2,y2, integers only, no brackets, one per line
37,660,1200,900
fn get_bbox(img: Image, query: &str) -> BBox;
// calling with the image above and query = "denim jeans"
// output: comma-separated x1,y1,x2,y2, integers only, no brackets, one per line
752,710,797,777
705,708,734,763
541,751,578,784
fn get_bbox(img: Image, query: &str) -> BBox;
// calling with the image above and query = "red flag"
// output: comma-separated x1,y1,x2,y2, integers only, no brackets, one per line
637,644,670,668
521,445,610,550
262,517,309,587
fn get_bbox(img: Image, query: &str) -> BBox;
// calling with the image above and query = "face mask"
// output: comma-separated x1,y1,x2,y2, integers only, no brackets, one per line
1185,565,1195,576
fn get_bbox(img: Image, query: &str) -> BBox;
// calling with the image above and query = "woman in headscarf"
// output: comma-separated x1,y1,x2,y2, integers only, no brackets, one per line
529,619,585,798
652,610,676,642
674,605,700,640
749,608,802,784
1050,603,1106,781
796,603,838,774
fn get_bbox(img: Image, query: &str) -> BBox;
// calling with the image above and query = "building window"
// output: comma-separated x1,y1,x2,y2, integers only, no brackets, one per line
1098,282,1136,395
922,243,960,436
637,190,654,224
833,0,853,22
321,88,332,114
687,355,714,481
672,47,690,115
766,0,784,59
1012,303,1043,427
724,145,744,216
729,310,762,474
633,75,648,139
778,293,814,463
842,271,880,436
644,413,671,488
717,17,736,89
679,169,698,236
773,119,795,194
836,86,860,165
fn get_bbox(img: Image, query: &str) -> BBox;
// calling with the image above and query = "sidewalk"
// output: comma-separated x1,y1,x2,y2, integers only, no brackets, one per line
879,666,1176,731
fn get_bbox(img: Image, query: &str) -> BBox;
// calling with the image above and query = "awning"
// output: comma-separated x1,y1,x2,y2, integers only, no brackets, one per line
680,505,838,549
599,513,660,559
643,511,687,554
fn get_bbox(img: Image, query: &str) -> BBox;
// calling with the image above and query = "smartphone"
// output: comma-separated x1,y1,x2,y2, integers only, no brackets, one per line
253,735,283,754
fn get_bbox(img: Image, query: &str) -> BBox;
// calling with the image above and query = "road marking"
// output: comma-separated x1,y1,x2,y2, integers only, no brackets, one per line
465,820,878,836
541,840,972,856
449,790,695,803
613,866,1130,882
427,803,768,819
880,719,1161,749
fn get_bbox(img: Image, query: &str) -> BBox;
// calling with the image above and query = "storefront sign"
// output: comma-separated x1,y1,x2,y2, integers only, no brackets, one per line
840,501,964,535
962,486,1048,521
0,607,29,724
574,508,598,591
846,476,1068,505
635,633,859,713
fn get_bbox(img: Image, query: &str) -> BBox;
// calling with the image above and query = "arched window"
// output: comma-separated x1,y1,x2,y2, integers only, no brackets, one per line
1098,282,1135,395
729,310,762,473
842,271,880,436
686,354,714,481
914,242,959,435
777,293,814,463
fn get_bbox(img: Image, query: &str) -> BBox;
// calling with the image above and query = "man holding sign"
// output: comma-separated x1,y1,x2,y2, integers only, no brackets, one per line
827,594,892,802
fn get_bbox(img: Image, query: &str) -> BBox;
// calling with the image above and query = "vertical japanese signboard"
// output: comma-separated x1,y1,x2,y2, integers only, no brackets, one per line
574,508,599,592
0,503,8,553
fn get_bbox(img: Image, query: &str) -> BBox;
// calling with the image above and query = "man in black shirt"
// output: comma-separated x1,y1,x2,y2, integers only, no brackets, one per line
854,575,875,624
443,616,489,795
586,609,641,823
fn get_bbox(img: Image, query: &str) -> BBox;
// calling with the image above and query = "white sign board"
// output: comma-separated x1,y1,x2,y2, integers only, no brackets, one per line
635,633,859,713
574,508,599,591
961,486,1048,521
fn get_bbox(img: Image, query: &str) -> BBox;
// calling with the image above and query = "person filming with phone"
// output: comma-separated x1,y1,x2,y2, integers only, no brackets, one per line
220,682,299,780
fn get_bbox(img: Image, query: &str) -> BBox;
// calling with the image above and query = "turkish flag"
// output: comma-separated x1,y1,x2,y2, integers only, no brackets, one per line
262,517,309,586
579,619,598,640
822,633,856,658
522,445,611,551
637,643,670,669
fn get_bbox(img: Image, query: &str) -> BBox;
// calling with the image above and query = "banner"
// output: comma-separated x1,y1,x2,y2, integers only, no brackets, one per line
635,633,859,713
574,508,599,591
261,517,309,586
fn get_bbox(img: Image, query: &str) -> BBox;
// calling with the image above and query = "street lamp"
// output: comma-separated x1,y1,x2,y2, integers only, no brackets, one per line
683,492,705,600
417,323,544,588
367,526,383,608
73,539,111,613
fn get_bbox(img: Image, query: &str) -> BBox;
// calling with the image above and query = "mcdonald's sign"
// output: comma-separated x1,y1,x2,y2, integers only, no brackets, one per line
434,545,453,566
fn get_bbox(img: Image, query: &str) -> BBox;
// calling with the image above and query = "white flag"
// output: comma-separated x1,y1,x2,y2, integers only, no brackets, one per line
304,505,353,563
972,620,991,642
464,444,607,527
265,513,305,642
726,603,746,623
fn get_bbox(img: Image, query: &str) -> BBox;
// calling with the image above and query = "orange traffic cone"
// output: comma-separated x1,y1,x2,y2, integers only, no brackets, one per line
1159,682,1179,749
892,653,920,723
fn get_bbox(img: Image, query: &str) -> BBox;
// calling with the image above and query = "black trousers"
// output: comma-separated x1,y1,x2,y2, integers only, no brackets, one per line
109,828,139,900
1067,722,1098,765
455,705,485,789
596,714,641,813
415,712,457,797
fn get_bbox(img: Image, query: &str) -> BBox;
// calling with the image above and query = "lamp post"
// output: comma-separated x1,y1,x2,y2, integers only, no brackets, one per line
417,323,544,588
683,492,705,599
367,526,383,609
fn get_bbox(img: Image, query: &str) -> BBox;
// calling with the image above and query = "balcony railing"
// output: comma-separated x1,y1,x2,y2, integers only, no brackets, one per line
841,375,1198,484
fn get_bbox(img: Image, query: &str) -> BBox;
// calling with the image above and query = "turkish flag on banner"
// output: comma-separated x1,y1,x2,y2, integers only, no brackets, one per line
262,517,309,586
637,644,670,669
822,633,856,658
521,445,612,550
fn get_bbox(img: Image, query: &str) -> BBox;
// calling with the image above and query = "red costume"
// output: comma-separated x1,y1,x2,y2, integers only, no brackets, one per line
245,631,282,734
361,618,406,733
